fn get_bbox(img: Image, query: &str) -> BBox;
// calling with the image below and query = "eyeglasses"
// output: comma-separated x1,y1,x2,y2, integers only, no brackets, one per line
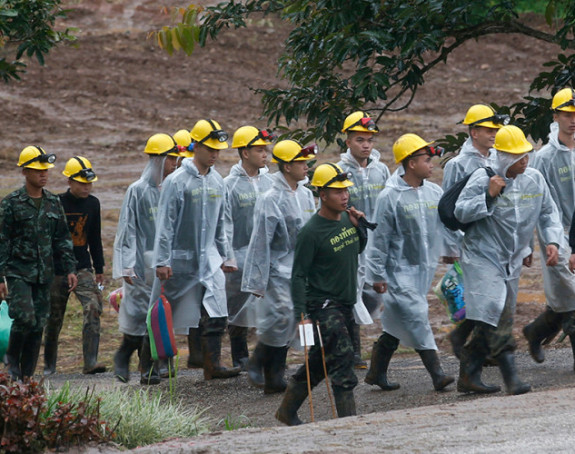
469,113,510,127
246,129,277,148
199,119,229,144
344,115,379,133
70,157,96,181
20,146,56,167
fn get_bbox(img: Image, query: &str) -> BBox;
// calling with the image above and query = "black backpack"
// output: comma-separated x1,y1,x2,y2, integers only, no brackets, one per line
438,166,496,231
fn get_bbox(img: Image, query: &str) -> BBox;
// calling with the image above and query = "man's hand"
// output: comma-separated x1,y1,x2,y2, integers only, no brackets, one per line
522,253,533,268
221,264,238,273
156,266,173,281
95,274,104,286
67,273,78,293
569,254,575,273
373,282,387,294
545,244,559,267
123,276,134,285
0,282,7,300
488,175,506,198
346,206,365,227
442,256,459,265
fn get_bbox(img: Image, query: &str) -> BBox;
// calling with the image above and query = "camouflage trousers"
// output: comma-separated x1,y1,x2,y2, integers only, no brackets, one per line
6,277,51,333
466,290,517,358
45,269,103,345
292,304,358,391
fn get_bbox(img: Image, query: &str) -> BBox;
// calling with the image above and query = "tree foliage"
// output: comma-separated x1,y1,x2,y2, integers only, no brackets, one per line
157,0,575,149
0,0,75,82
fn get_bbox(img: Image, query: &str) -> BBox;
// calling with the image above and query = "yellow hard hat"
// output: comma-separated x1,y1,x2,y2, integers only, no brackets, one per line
392,133,434,163
462,104,509,129
190,119,229,150
144,133,179,156
173,129,194,158
552,88,575,112
494,125,533,154
232,126,275,148
271,140,317,163
62,156,98,183
18,146,56,169
311,163,354,189
342,111,379,133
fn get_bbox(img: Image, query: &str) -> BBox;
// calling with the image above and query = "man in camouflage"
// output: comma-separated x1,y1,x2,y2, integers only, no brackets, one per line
276,163,367,425
0,146,77,380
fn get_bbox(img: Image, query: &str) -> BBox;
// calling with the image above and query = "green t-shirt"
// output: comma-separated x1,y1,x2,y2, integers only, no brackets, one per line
291,211,366,318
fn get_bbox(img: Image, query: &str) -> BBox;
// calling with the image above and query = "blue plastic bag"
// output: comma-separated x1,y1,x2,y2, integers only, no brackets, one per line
433,262,466,324
0,300,13,363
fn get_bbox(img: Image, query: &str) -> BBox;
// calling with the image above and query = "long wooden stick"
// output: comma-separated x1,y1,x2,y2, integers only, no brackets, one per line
302,313,314,422
316,321,336,419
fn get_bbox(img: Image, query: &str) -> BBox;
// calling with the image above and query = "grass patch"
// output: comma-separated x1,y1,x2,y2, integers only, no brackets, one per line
46,382,210,449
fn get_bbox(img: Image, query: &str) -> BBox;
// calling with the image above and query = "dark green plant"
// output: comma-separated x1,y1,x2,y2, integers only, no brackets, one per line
0,0,76,82
156,0,575,148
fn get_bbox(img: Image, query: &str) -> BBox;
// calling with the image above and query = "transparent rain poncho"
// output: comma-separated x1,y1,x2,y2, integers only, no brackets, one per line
338,148,391,323
240,172,316,347
112,155,170,336
442,137,496,255
455,150,563,326
367,171,448,350
531,123,575,312
149,158,230,334
223,162,274,325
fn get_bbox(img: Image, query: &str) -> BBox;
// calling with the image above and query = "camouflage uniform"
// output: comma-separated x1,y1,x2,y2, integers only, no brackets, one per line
0,186,75,378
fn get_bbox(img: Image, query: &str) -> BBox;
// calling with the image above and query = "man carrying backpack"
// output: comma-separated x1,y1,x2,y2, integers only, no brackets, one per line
455,125,561,396
442,104,507,359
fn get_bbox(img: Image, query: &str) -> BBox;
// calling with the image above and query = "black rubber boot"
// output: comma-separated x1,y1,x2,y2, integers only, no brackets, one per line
202,335,241,380
263,345,288,394
570,335,575,373
6,329,26,381
229,325,249,371
457,348,501,394
113,334,142,383
275,378,309,426
417,349,454,391
187,328,203,369
496,350,531,395
247,342,265,388
43,331,58,376
82,329,107,374
352,324,367,369
20,331,43,379
158,357,176,378
448,319,474,359
522,307,562,363
140,336,161,385
365,334,400,391
333,387,357,418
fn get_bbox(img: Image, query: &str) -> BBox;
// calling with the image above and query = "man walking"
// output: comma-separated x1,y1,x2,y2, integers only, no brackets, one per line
0,146,77,380
44,156,106,375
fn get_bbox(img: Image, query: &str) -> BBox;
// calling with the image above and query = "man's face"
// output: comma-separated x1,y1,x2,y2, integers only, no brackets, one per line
320,187,349,213
23,168,49,189
68,179,93,198
163,155,179,177
408,150,434,179
243,145,268,169
471,126,497,152
346,132,375,161
506,154,529,178
553,110,575,136
194,143,220,169
285,160,309,182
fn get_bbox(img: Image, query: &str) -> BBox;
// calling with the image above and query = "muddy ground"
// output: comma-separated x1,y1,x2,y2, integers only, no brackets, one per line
1,0,574,450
